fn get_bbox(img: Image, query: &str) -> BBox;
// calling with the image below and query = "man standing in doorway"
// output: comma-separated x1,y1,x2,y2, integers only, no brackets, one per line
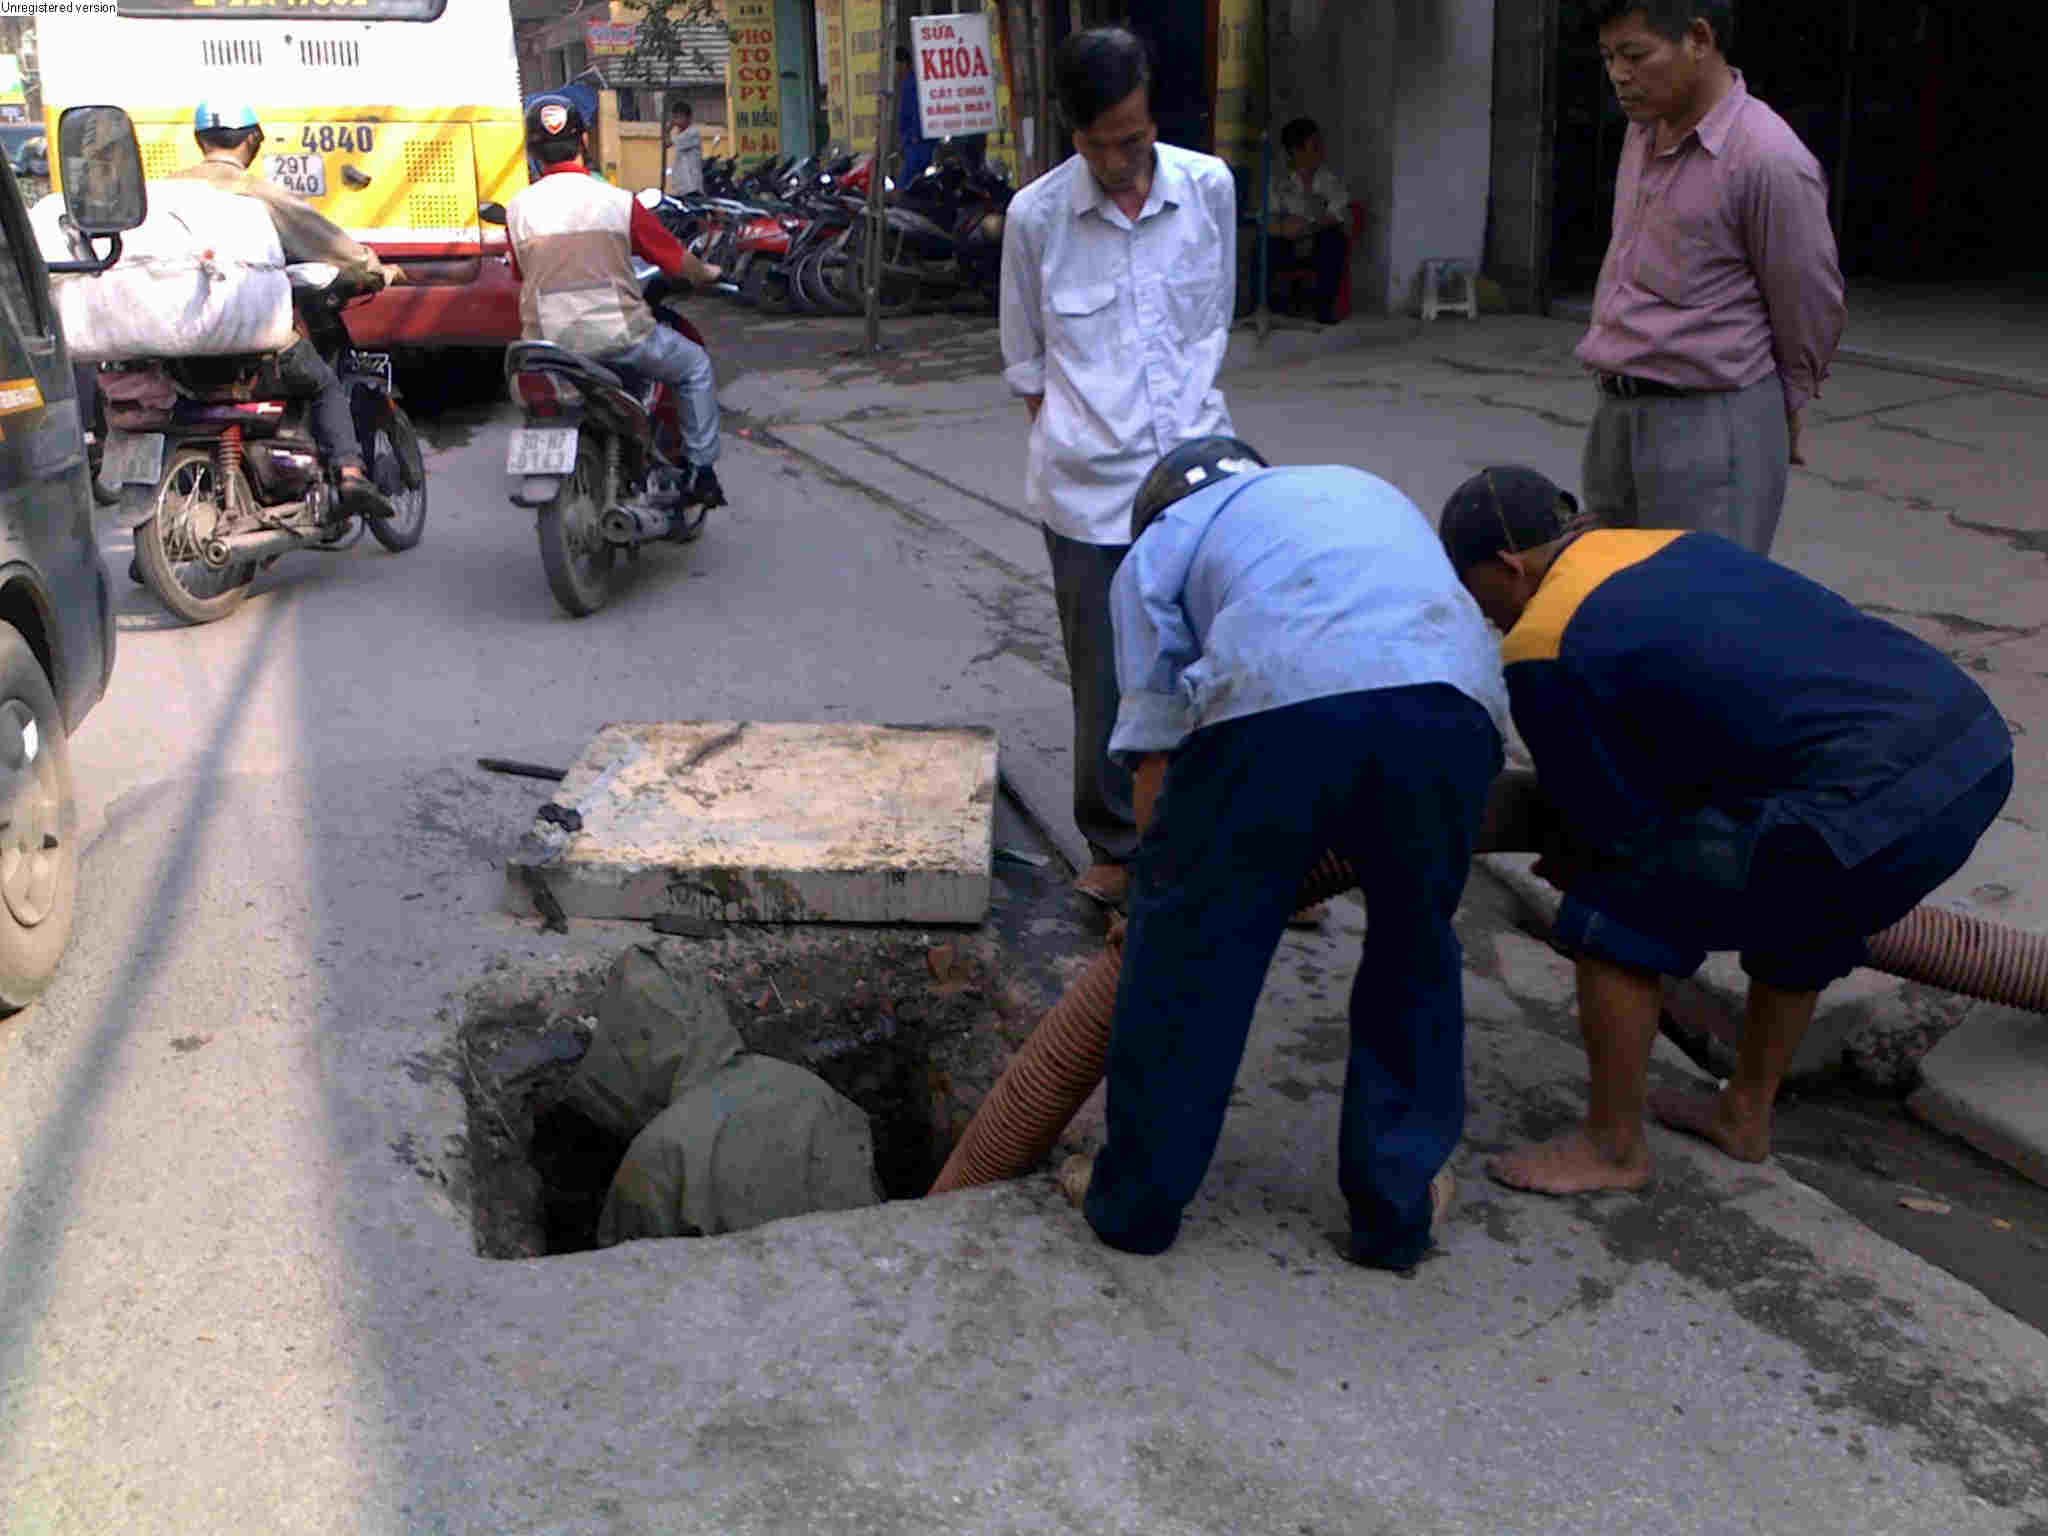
1269,116,1351,326
666,101,703,197
998,26,1239,912
1577,2,1846,554
897,48,933,180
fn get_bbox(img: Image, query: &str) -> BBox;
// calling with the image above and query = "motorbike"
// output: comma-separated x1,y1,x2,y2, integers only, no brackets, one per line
852,155,1014,314
96,264,428,627
483,199,715,619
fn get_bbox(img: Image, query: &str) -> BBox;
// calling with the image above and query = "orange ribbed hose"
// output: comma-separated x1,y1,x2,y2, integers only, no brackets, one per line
1866,905,2048,1013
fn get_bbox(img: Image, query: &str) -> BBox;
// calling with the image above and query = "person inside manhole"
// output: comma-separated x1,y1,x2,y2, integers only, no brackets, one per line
1438,467,2015,1196
1055,438,1510,1271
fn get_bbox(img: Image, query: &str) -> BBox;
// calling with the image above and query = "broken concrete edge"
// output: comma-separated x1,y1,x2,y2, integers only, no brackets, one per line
993,748,1087,882
1909,1006,2048,1191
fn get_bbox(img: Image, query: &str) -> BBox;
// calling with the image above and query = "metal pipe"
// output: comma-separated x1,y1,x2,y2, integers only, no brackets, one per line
202,523,309,569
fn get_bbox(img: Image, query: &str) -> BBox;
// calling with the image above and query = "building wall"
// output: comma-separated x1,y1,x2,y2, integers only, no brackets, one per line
1487,0,1555,310
1266,0,1494,316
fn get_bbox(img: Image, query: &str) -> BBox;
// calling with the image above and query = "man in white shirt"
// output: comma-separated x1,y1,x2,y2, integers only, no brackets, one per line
998,26,1237,911
1268,116,1352,325
666,101,704,197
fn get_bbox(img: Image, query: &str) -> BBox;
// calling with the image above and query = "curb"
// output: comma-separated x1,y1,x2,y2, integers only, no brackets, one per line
1909,1007,2048,1190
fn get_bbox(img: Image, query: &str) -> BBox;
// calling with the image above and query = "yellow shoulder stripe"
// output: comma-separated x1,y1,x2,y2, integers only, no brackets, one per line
1501,529,1686,665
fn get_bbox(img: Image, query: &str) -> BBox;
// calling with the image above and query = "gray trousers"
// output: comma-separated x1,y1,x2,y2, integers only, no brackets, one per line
1044,527,1138,867
1581,373,1790,554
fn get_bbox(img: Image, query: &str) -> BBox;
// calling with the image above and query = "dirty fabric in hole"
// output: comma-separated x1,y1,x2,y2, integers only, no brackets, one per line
564,945,744,1139
598,1056,881,1242
560,944,882,1243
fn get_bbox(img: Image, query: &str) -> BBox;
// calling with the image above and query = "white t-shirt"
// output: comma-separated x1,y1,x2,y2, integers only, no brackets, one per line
667,124,704,196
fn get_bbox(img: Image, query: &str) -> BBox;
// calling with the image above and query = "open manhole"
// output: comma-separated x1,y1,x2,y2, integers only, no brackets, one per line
457,929,1047,1259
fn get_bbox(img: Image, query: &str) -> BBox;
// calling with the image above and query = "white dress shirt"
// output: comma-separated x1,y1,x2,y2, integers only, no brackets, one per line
999,143,1237,546
1268,164,1351,228
667,124,704,196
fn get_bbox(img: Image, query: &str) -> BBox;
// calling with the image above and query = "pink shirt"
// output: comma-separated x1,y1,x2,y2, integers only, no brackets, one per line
1576,73,1846,414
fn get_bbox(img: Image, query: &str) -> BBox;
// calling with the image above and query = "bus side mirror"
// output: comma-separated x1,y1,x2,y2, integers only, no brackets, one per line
49,105,147,275
479,202,508,226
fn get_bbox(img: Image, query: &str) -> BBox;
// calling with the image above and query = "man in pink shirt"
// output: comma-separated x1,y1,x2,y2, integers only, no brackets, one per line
1576,3,1846,554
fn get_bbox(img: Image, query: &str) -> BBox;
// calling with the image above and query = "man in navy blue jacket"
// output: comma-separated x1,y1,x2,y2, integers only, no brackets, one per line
1440,467,2013,1196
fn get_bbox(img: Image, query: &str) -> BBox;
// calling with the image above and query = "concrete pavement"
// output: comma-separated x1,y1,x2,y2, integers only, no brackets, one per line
1,317,2045,1531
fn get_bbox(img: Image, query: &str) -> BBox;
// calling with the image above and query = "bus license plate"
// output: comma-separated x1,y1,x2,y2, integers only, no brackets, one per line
507,428,578,476
266,154,327,198
102,430,164,486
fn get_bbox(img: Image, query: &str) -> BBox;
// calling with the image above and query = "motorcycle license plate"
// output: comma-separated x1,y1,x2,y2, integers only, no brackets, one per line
506,427,578,476
345,350,393,387
265,154,327,199
102,430,165,486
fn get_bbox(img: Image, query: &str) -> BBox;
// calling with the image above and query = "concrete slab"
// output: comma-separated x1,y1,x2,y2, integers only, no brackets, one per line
506,722,998,925
1911,1005,2048,1189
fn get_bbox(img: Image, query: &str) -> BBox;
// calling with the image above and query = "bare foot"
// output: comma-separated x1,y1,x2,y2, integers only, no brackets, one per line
1489,1127,1651,1196
1650,1084,1771,1164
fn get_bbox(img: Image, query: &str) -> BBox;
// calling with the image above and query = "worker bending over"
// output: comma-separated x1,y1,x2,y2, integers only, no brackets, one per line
1439,468,2013,1195
1063,440,1508,1272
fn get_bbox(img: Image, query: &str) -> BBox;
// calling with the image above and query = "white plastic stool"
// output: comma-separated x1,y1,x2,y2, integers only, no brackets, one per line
1421,259,1479,321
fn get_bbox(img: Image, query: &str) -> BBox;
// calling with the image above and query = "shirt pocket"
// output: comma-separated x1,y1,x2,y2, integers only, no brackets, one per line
1048,280,1120,366
1632,221,1711,308
1166,272,1221,346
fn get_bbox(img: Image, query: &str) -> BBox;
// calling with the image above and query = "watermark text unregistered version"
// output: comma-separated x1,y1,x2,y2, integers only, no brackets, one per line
0,2,117,13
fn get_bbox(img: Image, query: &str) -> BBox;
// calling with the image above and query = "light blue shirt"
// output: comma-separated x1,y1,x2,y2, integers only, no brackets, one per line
1108,465,1510,764
998,143,1237,545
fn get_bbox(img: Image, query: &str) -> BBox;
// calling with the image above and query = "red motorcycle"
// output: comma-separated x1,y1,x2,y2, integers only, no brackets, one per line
484,203,713,618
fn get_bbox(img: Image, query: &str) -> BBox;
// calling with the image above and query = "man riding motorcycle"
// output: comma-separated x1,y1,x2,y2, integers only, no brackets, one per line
506,95,726,509
172,100,403,523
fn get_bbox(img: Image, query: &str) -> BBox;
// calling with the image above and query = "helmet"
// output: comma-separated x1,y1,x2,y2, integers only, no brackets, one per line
525,95,587,148
1129,436,1270,542
194,100,261,134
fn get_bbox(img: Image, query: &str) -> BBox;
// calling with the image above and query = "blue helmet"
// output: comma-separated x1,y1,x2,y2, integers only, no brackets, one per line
194,101,262,134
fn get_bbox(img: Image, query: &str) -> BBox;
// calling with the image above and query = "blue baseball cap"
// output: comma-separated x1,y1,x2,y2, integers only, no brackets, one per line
194,101,262,133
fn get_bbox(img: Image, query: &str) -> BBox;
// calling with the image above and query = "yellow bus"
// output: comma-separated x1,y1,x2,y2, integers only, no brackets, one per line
35,0,527,349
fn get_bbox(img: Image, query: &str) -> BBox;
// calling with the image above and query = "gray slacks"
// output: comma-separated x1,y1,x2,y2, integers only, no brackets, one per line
1581,373,1791,555
1043,527,1138,867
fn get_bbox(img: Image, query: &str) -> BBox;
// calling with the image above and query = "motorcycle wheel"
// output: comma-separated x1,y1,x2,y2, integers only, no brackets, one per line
536,432,614,618
134,448,257,627
794,247,838,316
743,259,792,315
0,621,77,1014
826,249,917,318
366,402,428,552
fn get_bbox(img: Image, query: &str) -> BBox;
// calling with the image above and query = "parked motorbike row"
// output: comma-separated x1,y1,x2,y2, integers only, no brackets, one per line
667,147,1014,318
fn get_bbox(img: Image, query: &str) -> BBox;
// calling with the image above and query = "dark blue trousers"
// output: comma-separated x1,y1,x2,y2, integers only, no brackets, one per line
1084,685,1503,1268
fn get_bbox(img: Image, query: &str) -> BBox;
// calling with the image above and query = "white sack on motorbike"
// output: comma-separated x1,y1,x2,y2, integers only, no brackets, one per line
30,182,297,362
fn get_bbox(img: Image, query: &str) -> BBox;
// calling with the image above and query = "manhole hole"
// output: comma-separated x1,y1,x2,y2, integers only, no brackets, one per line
457,929,1040,1259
